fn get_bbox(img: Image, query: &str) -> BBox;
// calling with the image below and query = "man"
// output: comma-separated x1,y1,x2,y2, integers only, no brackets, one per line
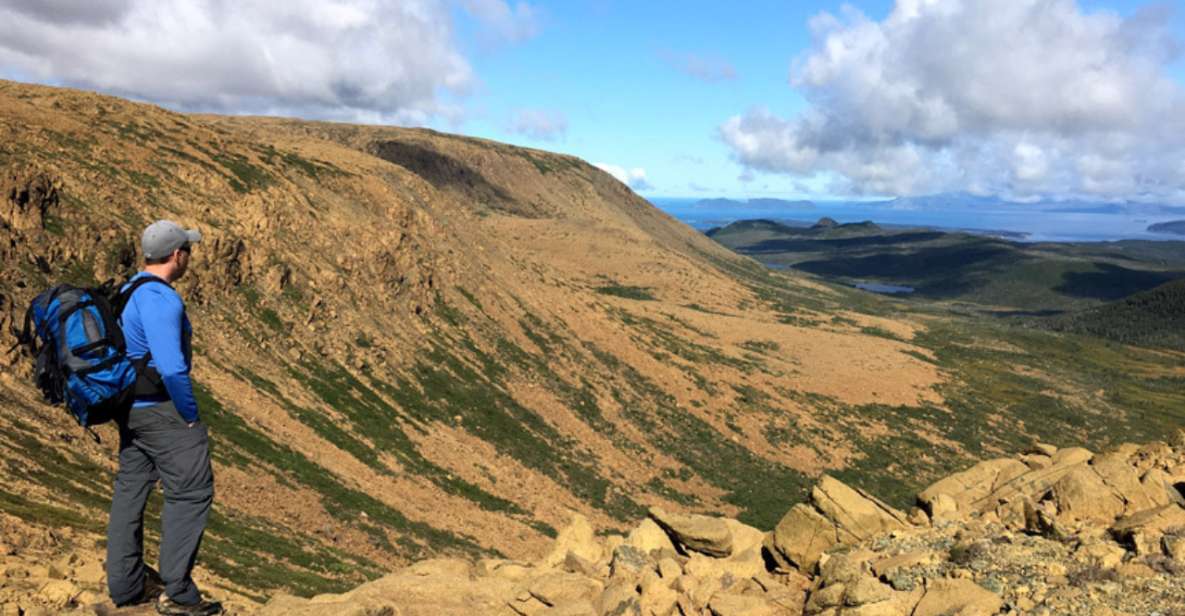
106,220,221,616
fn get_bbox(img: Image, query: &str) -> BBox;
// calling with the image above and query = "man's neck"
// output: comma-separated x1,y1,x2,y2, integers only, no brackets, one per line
143,265,176,283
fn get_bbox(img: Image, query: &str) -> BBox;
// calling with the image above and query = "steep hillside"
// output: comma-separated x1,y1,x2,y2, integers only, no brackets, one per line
2,81,1184,605
1039,279,1185,350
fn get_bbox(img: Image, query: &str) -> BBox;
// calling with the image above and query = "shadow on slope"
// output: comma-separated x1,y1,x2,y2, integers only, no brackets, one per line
1053,263,1185,301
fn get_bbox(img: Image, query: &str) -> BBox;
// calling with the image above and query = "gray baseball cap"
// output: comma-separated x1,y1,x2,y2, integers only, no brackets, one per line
142,220,202,260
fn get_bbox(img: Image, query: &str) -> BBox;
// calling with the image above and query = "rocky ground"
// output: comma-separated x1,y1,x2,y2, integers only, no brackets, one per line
7,433,1176,615
256,431,1185,615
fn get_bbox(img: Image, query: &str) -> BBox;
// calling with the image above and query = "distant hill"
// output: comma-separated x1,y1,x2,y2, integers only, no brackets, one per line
1039,279,1185,350
1149,220,1185,236
708,218,1185,313
708,218,882,242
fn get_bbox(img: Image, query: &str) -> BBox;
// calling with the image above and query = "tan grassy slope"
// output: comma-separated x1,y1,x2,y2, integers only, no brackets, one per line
1,80,1182,600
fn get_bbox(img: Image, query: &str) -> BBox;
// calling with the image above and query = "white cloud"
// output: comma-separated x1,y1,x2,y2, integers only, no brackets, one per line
719,0,1185,203
0,0,538,123
506,108,567,141
594,162,653,191
660,51,737,83
463,0,539,43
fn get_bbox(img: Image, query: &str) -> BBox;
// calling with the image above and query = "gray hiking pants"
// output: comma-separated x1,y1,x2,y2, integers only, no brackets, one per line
107,401,214,606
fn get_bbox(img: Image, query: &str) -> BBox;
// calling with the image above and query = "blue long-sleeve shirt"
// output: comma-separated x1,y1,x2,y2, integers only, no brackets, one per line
120,272,199,423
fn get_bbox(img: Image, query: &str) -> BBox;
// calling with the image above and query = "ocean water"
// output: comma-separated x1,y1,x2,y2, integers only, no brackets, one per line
649,197,1184,243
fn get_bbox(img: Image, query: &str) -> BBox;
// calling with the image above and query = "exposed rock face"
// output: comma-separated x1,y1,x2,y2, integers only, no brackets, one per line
1,165,57,232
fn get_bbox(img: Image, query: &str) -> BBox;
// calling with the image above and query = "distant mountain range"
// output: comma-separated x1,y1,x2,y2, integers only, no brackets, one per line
1148,220,1185,236
887,193,1185,215
692,197,815,210
688,192,1185,217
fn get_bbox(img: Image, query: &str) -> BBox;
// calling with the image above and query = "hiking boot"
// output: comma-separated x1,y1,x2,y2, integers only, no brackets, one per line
155,593,224,615
111,567,167,608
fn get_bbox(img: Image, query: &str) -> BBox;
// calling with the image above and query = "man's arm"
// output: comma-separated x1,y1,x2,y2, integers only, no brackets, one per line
138,287,200,423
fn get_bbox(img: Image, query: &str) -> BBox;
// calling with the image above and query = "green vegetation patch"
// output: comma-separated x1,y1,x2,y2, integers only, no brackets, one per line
195,382,490,562
596,284,656,301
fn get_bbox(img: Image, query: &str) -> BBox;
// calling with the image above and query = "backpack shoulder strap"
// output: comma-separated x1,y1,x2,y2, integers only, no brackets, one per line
114,276,174,316
14,302,36,354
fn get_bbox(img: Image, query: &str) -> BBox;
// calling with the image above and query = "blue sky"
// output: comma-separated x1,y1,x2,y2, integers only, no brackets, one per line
2,0,1184,203
451,1,893,197
448,0,1185,201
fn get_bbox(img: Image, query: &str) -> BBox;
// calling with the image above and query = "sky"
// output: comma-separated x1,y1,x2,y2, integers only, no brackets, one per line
1,0,1184,204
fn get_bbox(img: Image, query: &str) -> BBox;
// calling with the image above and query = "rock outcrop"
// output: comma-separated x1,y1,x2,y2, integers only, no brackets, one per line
255,435,1185,616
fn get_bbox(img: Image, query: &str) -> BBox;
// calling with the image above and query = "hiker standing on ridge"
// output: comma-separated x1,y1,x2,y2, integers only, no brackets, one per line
107,221,221,616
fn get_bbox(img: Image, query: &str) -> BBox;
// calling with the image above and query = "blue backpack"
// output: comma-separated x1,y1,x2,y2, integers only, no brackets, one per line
18,277,165,436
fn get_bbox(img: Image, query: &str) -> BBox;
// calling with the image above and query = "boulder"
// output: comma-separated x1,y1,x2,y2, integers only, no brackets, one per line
722,519,765,554
609,545,651,580
1111,504,1185,555
912,579,1002,616
597,579,640,616
529,572,603,607
707,593,778,616
805,583,846,615
769,504,837,572
1050,447,1094,467
1051,466,1125,524
971,451,1096,515
1075,542,1126,569
1141,469,1181,507
655,557,682,581
769,478,908,573
545,514,603,567
626,519,676,556
1027,443,1058,457
917,459,1028,520
844,577,891,606
811,477,908,543
1091,453,1171,515
683,546,763,583
258,566,517,616
648,507,733,558
819,551,874,586
637,580,679,616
